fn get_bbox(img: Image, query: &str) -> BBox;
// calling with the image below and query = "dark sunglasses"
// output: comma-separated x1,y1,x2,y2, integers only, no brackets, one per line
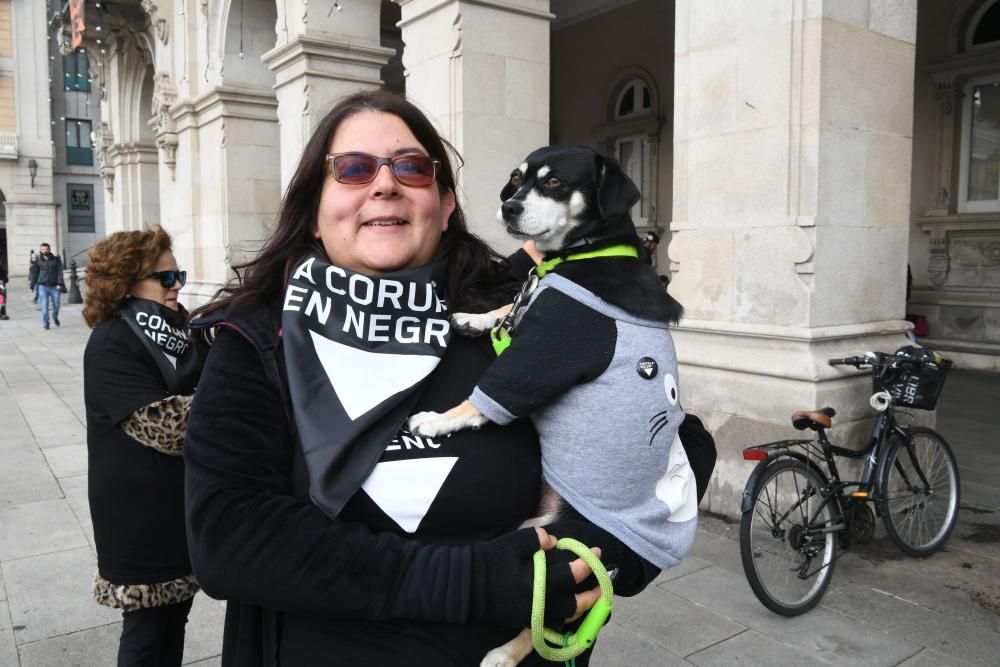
326,152,440,188
146,270,187,288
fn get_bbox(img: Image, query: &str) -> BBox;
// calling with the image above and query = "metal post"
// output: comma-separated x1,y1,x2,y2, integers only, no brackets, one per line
68,259,83,304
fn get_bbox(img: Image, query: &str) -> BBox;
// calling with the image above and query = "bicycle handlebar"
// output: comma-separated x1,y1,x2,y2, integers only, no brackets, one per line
828,352,890,369
828,355,868,368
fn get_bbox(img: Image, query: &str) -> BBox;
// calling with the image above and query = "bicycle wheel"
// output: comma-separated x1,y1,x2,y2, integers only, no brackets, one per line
878,428,960,556
739,458,837,616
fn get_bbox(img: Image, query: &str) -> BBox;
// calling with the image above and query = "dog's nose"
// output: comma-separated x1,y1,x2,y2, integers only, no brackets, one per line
500,199,523,223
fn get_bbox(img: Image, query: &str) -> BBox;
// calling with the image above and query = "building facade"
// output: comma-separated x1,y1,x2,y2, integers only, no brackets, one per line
0,0,106,277
49,17,107,268
0,0,59,277
47,0,997,515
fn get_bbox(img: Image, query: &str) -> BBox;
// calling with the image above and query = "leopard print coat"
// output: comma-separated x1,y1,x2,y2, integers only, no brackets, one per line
92,394,198,610
119,394,193,455
93,571,199,612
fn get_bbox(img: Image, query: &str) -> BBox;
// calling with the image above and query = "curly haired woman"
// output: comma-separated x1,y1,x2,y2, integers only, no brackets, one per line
83,226,202,667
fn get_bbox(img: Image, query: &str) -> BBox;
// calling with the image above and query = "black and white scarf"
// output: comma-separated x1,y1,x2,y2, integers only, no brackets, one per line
281,252,452,518
118,298,200,395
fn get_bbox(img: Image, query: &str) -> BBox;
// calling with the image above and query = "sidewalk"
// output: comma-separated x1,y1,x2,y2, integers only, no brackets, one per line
1,276,998,666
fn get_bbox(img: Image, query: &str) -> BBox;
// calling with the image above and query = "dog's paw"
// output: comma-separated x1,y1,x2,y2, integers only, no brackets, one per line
451,311,499,336
479,649,519,667
407,411,453,438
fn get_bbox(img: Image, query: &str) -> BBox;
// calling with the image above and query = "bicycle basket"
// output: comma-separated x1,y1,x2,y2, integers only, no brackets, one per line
873,346,953,410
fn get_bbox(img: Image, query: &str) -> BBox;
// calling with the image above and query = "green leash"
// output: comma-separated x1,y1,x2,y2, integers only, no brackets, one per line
489,246,632,658
531,538,614,662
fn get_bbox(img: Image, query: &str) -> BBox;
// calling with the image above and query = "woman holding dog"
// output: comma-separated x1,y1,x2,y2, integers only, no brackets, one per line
83,227,201,666
184,90,663,665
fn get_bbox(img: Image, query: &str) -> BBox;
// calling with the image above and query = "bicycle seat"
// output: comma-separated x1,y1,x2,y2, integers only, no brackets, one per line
791,407,835,431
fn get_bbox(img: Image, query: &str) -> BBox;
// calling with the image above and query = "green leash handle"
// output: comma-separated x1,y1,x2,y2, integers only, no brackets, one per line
531,538,614,662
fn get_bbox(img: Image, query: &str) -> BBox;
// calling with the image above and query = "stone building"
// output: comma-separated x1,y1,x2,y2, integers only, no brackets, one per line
47,0,999,514
0,0,106,276
0,0,59,277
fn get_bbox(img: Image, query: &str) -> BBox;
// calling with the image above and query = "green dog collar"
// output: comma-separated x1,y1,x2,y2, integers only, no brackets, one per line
534,244,639,278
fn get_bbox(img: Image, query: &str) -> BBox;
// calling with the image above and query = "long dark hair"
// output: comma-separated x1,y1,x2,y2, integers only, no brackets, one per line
193,90,516,321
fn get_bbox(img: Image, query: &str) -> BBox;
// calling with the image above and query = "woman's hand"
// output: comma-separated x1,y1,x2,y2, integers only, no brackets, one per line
470,527,600,629
543,519,661,597
534,527,602,622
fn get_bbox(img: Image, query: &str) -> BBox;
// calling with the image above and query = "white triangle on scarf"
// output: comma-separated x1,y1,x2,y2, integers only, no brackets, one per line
308,330,441,421
162,352,177,369
361,457,459,533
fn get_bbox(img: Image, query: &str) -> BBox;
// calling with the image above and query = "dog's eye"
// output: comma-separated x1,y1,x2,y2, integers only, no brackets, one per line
546,177,561,187
510,174,522,187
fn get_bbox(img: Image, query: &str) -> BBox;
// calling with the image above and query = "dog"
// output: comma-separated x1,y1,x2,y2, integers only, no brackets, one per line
408,145,699,667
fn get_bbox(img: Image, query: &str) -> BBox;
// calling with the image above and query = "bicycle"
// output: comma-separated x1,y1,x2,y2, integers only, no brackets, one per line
738,345,960,616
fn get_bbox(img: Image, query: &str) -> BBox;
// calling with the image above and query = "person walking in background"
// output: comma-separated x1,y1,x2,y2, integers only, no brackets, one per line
83,227,202,667
0,256,9,320
29,243,65,329
28,249,38,304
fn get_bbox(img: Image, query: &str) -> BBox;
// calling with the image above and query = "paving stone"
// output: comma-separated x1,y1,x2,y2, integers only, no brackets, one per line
0,364,42,386
32,425,86,450
0,446,62,508
3,547,120,644
41,444,87,479
613,585,746,657
687,628,846,666
657,554,714,582
58,476,93,549
821,576,1000,664
29,365,80,384
687,524,744,574
896,647,983,667
0,500,88,561
0,564,6,601
182,595,226,664
185,657,222,666
832,535,1000,633
592,621,692,666
0,601,19,667
662,566,921,666
17,622,120,667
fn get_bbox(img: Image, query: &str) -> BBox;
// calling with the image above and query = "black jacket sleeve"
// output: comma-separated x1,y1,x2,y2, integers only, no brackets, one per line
184,328,473,623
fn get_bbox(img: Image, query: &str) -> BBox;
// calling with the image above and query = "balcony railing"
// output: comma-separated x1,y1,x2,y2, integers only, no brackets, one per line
0,132,16,160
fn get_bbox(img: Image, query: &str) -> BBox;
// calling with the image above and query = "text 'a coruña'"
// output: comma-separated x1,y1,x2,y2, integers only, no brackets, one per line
282,257,450,346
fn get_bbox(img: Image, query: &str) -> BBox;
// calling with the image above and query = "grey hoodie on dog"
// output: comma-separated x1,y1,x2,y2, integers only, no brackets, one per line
469,272,698,570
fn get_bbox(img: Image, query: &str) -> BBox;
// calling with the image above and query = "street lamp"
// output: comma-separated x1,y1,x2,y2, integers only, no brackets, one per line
28,159,38,188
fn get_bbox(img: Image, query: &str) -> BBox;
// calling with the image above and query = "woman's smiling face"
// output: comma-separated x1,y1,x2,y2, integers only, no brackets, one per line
314,111,456,276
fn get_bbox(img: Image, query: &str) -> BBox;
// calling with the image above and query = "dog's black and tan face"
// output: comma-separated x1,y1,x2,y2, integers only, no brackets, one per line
497,145,641,251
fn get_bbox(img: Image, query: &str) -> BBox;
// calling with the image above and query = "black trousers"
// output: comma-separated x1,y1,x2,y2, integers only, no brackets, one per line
118,597,195,667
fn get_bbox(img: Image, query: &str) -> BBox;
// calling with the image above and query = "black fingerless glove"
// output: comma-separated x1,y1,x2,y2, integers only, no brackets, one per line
470,528,578,628
543,520,660,597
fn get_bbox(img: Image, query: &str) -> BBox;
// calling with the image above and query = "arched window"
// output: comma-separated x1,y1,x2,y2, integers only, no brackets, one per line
614,78,652,120
969,0,1000,48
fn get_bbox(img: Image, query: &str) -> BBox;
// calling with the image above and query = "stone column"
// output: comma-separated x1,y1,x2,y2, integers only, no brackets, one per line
671,1,918,513
262,0,394,190
170,86,281,303
397,0,552,254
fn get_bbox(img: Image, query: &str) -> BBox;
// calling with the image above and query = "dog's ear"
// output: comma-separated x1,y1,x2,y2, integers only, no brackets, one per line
595,154,640,220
